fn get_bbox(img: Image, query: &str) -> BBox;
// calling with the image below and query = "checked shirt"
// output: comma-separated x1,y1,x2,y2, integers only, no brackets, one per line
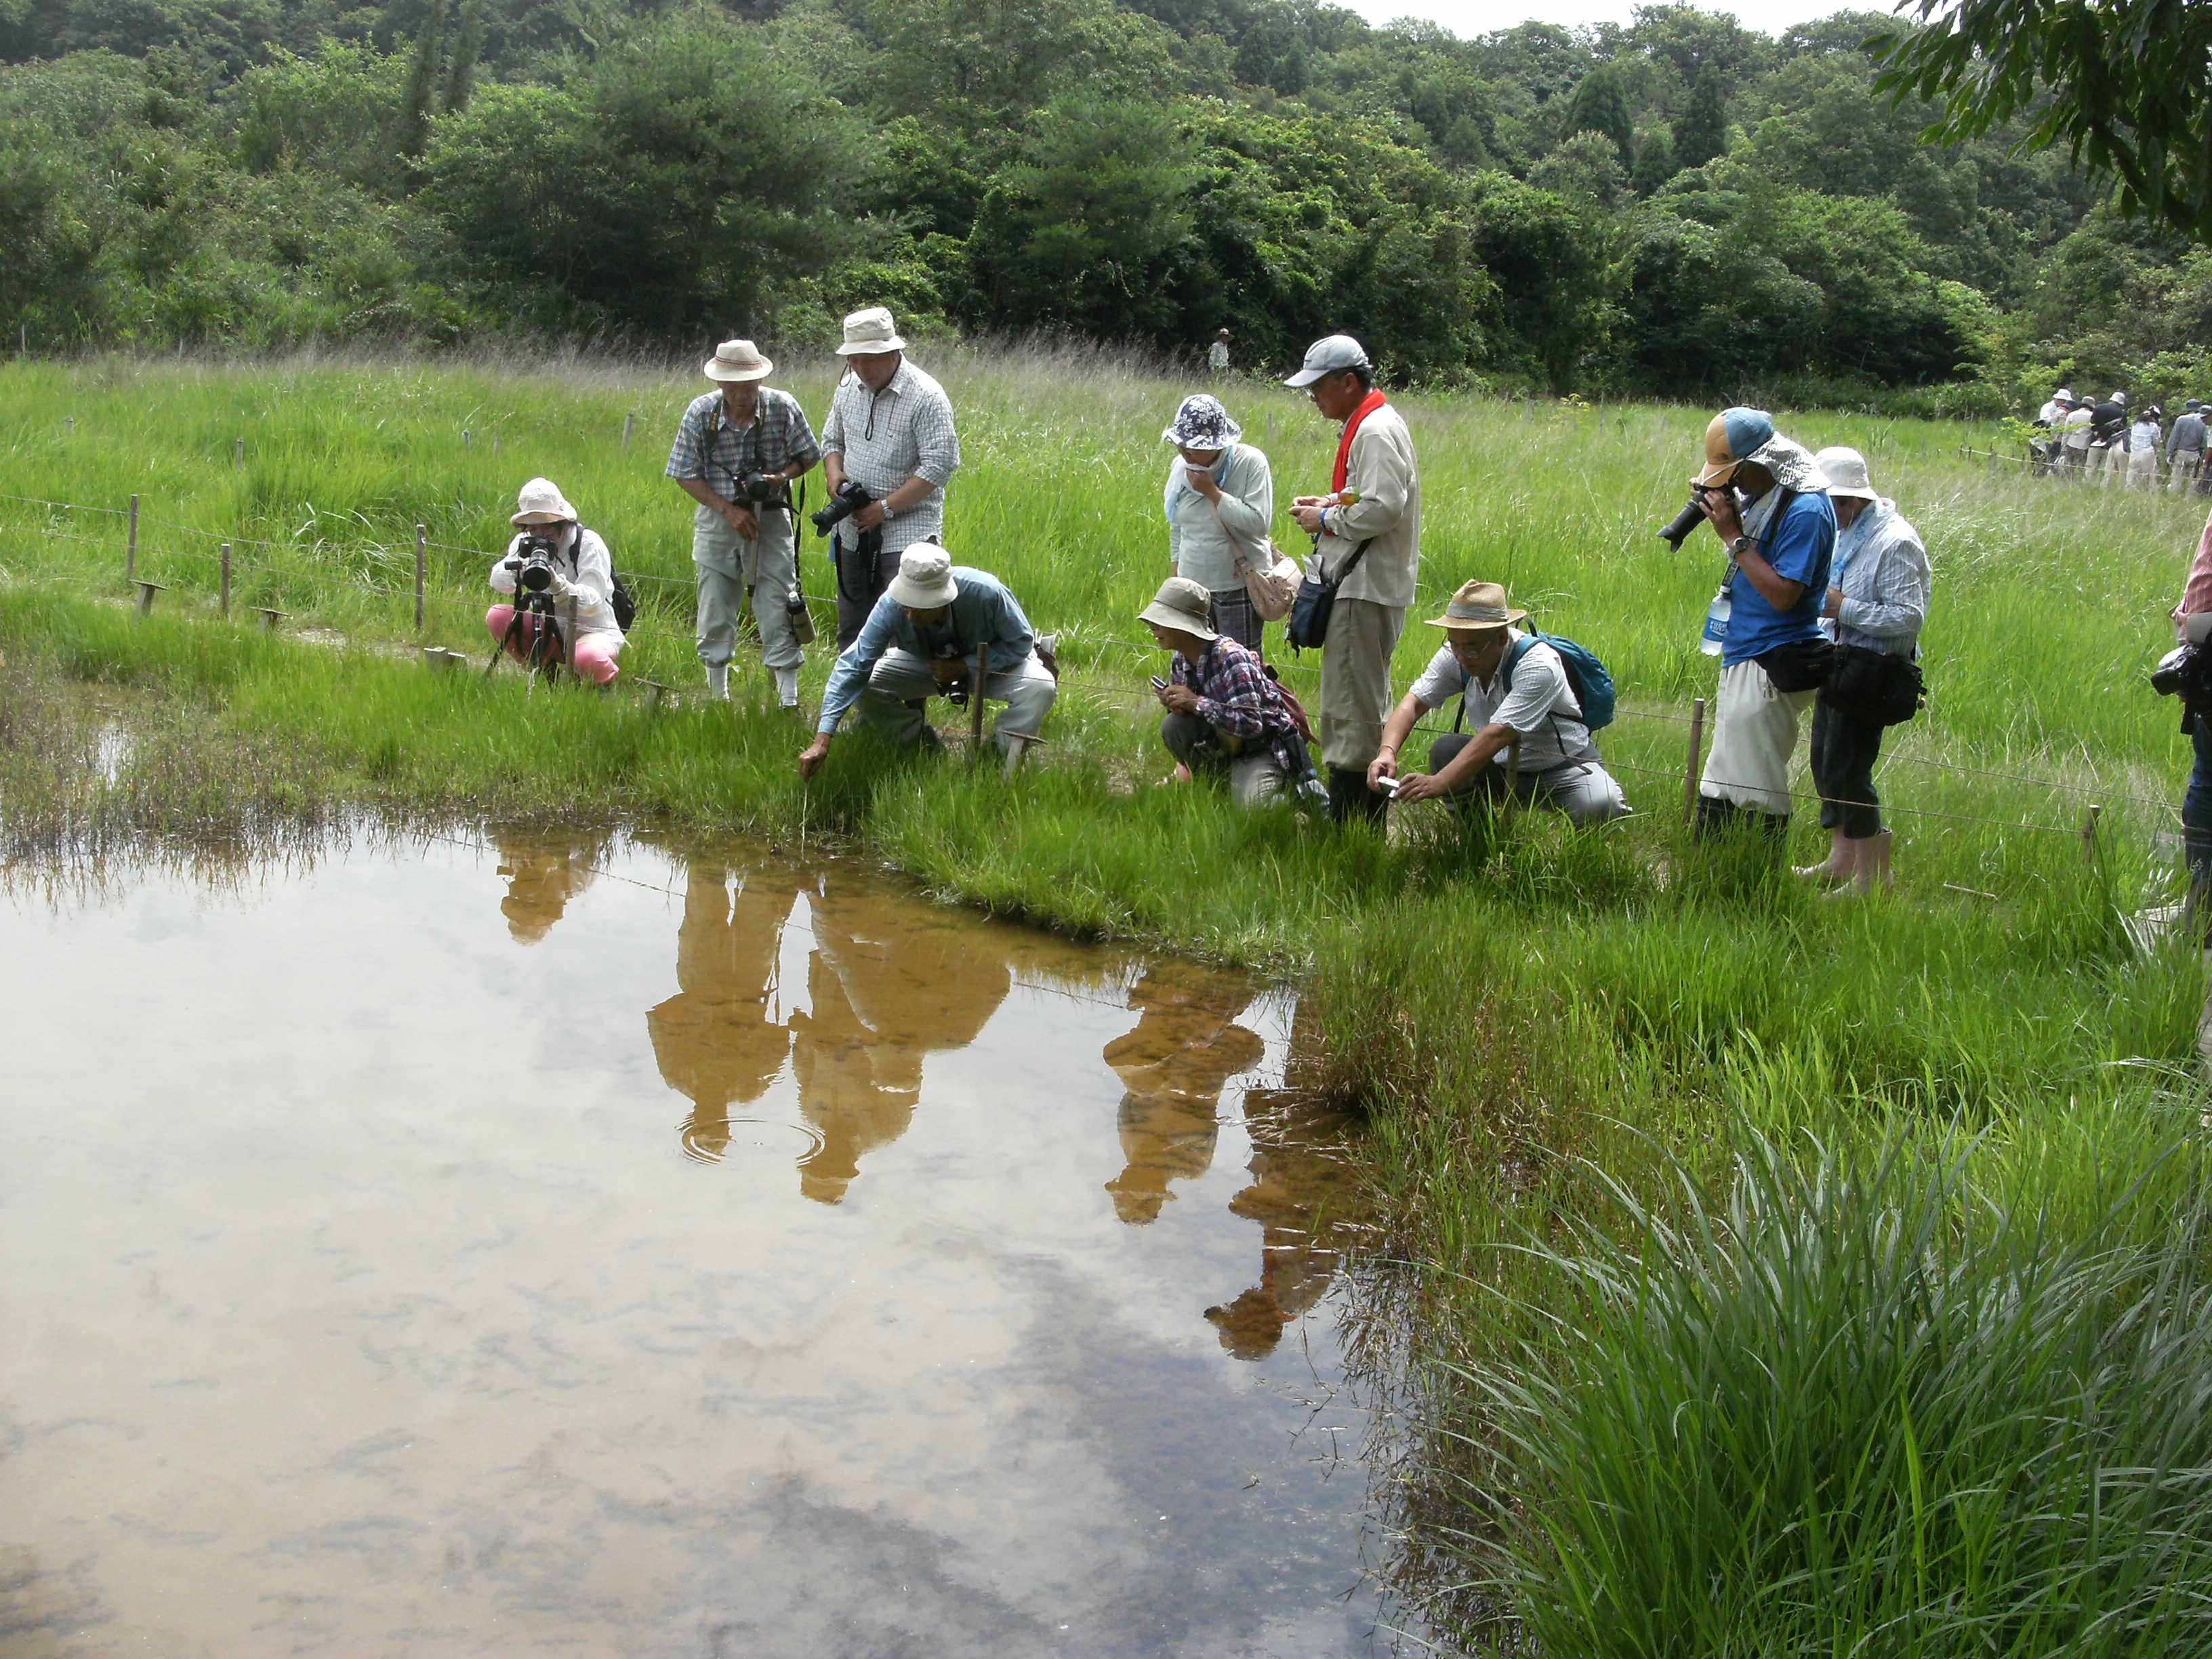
1169,636,1307,777
665,388,821,502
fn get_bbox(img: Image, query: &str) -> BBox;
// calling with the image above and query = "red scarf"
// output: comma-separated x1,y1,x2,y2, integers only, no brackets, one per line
1332,390,1388,493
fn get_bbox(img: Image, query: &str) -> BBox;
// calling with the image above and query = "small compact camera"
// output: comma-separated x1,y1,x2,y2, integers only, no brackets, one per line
1375,773,1402,796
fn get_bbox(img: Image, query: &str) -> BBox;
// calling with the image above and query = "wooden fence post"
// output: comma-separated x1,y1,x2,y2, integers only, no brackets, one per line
1683,696,1706,823
462,428,471,451
235,436,245,468
126,493,138,583
414,525,427,633
621,413,634,447
969,649,989,759
220,543,231,616
2082,803,2102,867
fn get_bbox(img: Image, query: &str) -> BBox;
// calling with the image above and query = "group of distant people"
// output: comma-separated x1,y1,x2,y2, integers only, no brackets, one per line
2034,388,2211,493
478,306,1933,893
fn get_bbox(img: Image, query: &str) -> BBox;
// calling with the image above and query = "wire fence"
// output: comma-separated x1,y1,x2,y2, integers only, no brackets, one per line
0,490,2185,851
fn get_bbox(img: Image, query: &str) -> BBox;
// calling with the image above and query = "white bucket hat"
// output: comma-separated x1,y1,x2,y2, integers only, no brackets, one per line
1815,445,1879,503
1138,575,1218,642
887,543,958,609
835,306,907,356
703,338,773,382
510,476,577,525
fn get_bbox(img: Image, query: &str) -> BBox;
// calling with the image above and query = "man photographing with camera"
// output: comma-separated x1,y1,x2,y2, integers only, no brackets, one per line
668,338,822,708
819,306,961,648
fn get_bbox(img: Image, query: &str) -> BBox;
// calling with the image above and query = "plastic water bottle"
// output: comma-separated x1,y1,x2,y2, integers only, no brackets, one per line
1699,587,1731,655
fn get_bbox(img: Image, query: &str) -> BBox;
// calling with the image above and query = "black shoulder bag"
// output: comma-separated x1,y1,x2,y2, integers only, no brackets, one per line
1820,644,1923,726
1285,537,1376,653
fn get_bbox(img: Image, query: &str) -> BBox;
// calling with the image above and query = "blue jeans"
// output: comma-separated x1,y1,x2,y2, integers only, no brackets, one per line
2185,713,2212,897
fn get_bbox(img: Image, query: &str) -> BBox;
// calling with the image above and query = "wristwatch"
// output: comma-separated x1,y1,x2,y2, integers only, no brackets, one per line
882,499,899,523
1729,535,1753,560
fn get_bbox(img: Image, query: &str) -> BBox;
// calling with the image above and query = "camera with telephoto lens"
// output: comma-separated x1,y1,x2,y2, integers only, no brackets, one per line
510,531,558,593
739,472,792,509
810,479,871,537
2153,614,2212,724
1656,491,1711,551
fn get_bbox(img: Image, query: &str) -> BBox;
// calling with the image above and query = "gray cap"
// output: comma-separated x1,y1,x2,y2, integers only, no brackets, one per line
1284,334,1371,388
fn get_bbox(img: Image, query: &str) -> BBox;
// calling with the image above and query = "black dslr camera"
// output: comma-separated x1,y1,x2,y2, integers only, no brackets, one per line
1656,489,1716,550
509,531,558,592
2154,615,2212,727
739,472,792,510
811,479,871,537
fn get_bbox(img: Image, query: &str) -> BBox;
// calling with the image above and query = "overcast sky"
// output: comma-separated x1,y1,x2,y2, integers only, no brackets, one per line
1348,0,1900,37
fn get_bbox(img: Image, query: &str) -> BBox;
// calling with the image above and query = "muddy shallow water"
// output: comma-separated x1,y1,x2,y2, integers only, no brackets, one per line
3,831,1410,1658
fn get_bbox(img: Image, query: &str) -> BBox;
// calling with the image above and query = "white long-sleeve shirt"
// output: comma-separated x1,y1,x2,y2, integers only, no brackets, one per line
1164,443,1274,593
1820,497,1928,657
488,523,623,640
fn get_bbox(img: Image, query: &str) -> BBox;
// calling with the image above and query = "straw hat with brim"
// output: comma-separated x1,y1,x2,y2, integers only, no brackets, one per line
1139,575,1218,642
511,476,577,525
835,306,907,356
1423,579,1527,632
703,338,773,382
1815,445,1879,504
887,544,959,609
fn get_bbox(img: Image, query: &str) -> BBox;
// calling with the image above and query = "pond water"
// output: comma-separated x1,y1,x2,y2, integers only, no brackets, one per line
2,831,1411,1658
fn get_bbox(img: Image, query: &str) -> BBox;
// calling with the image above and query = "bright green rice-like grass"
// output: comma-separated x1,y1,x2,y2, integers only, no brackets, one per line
5,350,2209,1654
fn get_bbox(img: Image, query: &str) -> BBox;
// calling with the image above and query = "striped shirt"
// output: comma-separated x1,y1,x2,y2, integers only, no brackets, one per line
1820,497,1928,657
819,359,960,556
664,388,820,500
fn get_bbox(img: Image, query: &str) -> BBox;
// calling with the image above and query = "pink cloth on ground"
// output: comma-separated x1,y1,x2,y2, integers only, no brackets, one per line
485,605,621,685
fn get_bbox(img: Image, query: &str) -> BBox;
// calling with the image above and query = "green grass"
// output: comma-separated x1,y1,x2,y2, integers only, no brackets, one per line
4,350,2209,1654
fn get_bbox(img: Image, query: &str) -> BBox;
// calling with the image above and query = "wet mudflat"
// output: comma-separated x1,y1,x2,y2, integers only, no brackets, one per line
1,831,1403,1658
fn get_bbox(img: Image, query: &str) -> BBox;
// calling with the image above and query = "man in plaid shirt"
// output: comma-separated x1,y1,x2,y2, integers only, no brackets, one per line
668,338,821,705
819,306,962,646
1139,577,1311,808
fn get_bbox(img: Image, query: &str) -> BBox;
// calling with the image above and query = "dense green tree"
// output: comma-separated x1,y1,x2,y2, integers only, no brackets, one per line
1630,125,1675,196
1673,63,1728,170
390,0,445,159
1563,60,1633,162
1469,172,1625,390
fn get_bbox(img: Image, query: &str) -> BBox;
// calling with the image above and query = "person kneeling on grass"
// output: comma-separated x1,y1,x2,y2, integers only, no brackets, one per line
1367,580,1628,824
1141,577,1313,807
485,476,626,687
796,544,1055,780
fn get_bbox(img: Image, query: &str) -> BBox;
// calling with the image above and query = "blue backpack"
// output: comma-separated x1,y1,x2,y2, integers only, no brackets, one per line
1497,632,1616,731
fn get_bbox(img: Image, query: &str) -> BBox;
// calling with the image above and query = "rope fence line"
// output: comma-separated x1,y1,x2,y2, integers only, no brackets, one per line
0,493,2188,848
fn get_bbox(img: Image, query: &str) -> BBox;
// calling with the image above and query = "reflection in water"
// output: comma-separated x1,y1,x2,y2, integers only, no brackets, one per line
1101,964,1264,1225
647,859,797,1162
1206,1084,1364,1360
494,827,609,943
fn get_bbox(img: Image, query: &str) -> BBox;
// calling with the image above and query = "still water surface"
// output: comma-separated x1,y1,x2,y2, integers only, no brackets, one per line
3,832,1403,1657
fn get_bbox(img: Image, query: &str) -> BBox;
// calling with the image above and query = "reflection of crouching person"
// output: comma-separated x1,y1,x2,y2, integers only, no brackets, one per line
485,476,625,686
796,544,1055,778
1141,577,1310,807
1368,581,1627,823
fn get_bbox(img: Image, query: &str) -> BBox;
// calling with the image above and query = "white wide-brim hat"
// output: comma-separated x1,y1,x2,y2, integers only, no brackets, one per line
703,338,773,382
836,306,908,356
887,543,959,609
511,476,577,525
1138,575,1218,641
1814,445,1878,503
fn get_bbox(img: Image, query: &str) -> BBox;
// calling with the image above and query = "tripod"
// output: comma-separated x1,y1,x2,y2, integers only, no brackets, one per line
485,580,569,681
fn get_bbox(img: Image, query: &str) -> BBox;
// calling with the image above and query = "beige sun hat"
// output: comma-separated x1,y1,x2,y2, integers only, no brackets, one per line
1423,579,1527,632
510,476,577,526
1816,445,1879,503
703,338,773,382
835,306,907,356
886,543,959,609
1138,575,1219,642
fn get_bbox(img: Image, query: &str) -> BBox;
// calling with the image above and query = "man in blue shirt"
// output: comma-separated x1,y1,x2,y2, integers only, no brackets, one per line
797,544,1056,778
1689,407,1837,837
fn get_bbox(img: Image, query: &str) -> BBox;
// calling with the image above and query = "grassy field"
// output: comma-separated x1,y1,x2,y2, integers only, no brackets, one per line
4,349,2210,1655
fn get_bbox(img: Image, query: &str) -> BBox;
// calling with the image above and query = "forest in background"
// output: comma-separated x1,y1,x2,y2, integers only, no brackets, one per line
3,0,2209,409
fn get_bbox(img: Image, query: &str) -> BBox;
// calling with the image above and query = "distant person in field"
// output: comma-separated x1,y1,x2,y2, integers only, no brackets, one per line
485,476,625,687
2170,509,2212,926
2057,395,2094,474
2170,399,2208,495
2129,407,2165,491
1285,334,1421,826
2089,390,2129,484
818,306,961,649
1161,393,1274,653
1208,329,1231,377
1687,407,1836,839
665,338,821,708
2037,386,2074,425
797,544,1054,778
1141,576,1312,808
1368,580,1628,823
2030,388,2072,476
1799,447,1929,895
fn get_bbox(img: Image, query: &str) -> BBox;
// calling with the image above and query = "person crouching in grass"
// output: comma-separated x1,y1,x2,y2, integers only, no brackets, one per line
1142,577,1311,807
486,476,626,687
1368,580,1627,823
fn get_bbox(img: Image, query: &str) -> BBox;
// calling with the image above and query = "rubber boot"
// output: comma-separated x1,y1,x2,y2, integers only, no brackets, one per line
774,665,801,709
1795,828,1849,884
705,661,729,700
1328,767,1386,827
1856,830,1892,893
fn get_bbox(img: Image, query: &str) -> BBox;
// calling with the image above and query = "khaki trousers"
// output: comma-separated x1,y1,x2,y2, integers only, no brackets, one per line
693,506,803,672
1699,657,1814,817
1317,597,1406,772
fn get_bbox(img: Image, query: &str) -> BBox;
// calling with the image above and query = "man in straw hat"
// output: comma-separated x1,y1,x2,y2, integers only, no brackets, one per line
1686,405,1836,838
1284,333,1421,825
485,476,626,687
798,543,1054,778
1368,579,1627,823
819,306,962,648
667,338,822,707
1139,575,1312,807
